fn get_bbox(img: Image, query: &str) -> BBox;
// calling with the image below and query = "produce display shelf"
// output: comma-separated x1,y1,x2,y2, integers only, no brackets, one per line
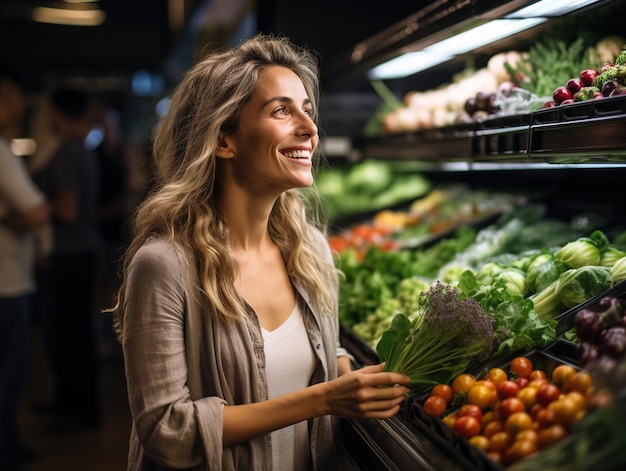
361,95,626,164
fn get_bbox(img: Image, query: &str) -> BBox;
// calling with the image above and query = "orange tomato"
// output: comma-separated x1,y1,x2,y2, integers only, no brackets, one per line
551,364,577,388
442,414,456,429
537,424,567,449
516,387,537,410
488,431,512,453
502,438,538,465
549,397,580,428
452,373,476,395
485,367,508,387
483,419,504,439
529,369,548,381
469,435,490,452
564,371,594,395
510,357,533,379
467,384,497,410
504,411,534,436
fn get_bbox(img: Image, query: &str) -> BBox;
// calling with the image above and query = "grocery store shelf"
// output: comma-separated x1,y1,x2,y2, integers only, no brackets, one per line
361,95,626,166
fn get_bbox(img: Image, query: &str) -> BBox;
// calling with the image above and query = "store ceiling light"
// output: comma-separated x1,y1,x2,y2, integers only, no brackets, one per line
506,0,604,18
33,3,105,26
366,0,604,80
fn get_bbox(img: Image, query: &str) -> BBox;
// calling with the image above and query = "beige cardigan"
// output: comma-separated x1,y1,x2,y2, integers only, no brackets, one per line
121,235,348,470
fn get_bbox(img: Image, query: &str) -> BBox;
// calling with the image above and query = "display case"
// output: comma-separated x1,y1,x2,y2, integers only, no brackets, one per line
325,1,626,469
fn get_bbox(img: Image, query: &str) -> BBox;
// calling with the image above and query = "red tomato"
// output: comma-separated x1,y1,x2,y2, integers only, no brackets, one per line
498,397,526,421
536,383,562,407
514,377,530,389
497,380,520,399
423,395,447,417
457,404,483,423
431,384,453,405
453,415,481,438
510,357,533,379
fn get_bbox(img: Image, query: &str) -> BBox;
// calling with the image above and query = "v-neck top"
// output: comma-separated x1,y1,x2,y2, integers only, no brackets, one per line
262,302,315,471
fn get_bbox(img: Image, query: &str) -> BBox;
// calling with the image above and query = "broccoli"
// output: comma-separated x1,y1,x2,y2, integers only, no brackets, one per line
575,86,600,101
593,65,626,90
616,48,626,66
376,280,494,393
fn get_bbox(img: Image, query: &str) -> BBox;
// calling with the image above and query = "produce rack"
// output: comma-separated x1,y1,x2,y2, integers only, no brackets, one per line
341,275,626,470
360,95,626,164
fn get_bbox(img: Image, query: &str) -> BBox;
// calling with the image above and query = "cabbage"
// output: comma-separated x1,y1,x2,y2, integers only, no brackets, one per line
475,262,506,285
600,247,626,267
495,268,528,296
531,279,564,320
526,253,568,294
554,230,609,269
556,266,613,308
345,160,392,193
611,256,626,284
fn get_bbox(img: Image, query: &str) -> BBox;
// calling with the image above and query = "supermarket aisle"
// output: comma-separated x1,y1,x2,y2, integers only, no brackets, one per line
18,318,131,471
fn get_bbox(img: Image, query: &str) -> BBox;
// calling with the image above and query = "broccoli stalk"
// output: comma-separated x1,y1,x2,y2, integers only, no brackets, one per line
376,280,494,393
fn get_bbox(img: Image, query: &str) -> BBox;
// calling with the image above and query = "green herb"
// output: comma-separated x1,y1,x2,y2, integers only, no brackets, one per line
376,281,493,394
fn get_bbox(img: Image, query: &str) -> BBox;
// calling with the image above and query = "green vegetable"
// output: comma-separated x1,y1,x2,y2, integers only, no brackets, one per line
600,247,626,267
556,266,613,308
610,256,626,284
526,253,568,293
475,262,506,285
376,281,493,393
495,267,528,297
458,270,556,355
616,48,626,66
531,279,565,320
575,86,600,101
345,160,392,194
593,64,626,89
554,230,609,269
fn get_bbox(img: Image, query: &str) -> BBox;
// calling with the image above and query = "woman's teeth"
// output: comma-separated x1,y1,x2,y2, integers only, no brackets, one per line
283,150,311,159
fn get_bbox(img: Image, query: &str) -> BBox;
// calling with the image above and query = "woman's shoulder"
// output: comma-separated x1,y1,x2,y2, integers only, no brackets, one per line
132,237,190,274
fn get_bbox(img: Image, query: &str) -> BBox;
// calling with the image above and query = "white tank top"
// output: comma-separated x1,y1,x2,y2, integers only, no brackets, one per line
261,302,315,471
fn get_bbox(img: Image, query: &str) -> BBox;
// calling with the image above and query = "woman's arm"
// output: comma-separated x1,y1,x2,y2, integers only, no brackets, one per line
222,362,408,447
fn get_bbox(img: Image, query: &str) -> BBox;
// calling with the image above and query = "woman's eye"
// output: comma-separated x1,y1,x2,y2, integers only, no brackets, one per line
274,107,288,115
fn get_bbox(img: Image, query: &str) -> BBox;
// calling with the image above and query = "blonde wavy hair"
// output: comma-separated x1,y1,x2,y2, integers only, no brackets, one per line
110,34,339,337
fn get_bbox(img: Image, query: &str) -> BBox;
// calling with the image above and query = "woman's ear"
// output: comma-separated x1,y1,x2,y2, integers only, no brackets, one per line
216,132,235,159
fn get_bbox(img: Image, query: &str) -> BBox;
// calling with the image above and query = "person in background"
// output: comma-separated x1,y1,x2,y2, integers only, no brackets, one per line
109,34,410,471
32,85,103,432
0,64,50,469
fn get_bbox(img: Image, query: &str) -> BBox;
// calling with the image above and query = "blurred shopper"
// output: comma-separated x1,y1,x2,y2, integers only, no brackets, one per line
0,64,50,469
32,85,103,432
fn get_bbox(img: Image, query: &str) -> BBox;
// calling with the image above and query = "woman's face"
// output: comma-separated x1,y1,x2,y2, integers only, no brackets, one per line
219,65,318,195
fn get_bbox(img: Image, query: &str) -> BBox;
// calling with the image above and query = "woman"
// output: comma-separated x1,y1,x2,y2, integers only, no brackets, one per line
111,34,410,471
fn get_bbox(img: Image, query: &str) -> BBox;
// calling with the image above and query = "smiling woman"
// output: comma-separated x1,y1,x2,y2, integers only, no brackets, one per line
106,33,410,471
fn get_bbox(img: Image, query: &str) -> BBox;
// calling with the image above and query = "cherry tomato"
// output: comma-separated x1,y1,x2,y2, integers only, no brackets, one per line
537,424,567,449
516,429,538,443
536,383,561,407
551,364,577,388
564,371,593,395
514,377,530,389
549,397,580,428
566,391,586,412
453,415,481,438
529,369,547,381
457,404,483,422
516,387,537,410
469,435,490,452
504,411,534,436
482,410,496,427
431,383,453,405
498,397,526,421
452,373,476,395
497,380,520,399
510,357,533,379
467,384,496,410
475,379,497,393
423,395,447,417
485,367,508,387
534,407,556,428
442,414,456,429
483,419,504,439
502,438,537,465
488,431,512,453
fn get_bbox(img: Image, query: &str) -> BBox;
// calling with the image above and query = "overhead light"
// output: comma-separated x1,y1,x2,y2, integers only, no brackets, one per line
368,51,452,80
33,5,105,26
506,0,604,18
425,18,546,57
366,0,603,80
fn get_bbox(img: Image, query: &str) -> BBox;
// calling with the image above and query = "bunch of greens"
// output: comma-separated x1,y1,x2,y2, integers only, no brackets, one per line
376,281,493,393
457,270,557,356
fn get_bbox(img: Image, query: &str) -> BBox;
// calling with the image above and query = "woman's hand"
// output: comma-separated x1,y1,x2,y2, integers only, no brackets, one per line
321,362,410,419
